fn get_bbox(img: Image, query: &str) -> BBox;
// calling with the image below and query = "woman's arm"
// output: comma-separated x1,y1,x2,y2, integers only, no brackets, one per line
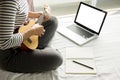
0,1,45,50
28,5,51,22
28,11,43,18
0,0,23,50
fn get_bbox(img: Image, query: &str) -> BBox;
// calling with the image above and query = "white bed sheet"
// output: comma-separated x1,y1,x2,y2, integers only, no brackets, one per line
0,12,120,80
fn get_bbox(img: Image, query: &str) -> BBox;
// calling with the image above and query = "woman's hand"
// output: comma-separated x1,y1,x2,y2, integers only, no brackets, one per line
31,24,45,37
28,12,42,18
22,24,45,41
28,5,51,22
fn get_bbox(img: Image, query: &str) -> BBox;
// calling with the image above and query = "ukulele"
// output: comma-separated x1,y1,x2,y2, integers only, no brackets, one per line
19,5,50,50
19,19,38,50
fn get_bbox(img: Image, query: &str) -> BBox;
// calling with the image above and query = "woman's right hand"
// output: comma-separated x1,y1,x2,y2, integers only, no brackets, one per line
31,24,45,37
21,24,45,42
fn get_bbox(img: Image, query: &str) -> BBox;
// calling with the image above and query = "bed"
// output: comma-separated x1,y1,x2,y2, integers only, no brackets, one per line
0,11,120,80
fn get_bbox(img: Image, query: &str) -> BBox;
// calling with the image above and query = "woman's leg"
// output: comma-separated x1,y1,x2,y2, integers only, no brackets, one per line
0,16,62,73
0,48,63,73
37,16,58,49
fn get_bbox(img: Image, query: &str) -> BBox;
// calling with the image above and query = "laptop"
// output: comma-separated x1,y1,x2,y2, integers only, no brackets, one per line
57,2,107,45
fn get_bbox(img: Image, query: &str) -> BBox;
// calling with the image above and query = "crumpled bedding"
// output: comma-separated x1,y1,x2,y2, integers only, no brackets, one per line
0,69,62,80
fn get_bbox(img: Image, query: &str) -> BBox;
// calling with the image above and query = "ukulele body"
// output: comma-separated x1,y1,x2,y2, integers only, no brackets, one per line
19,20,38,50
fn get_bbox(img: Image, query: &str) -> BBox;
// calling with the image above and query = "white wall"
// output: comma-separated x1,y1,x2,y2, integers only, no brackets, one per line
92,0,120,9
34,0,82,7
33,0,92,16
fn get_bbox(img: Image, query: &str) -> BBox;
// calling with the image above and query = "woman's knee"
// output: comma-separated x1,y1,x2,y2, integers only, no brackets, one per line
43,16,58,30
54,51,63,67
51,16,58,29
47,49,63,69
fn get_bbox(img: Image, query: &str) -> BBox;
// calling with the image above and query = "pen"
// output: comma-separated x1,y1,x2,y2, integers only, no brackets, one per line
56,49,61,53
72,60,94,70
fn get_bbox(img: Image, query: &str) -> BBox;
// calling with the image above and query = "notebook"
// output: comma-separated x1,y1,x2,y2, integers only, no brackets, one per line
57,2,107,46
65,47,96,74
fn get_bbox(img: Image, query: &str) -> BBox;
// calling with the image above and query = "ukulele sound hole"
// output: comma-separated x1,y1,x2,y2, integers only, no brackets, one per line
27,38,32,43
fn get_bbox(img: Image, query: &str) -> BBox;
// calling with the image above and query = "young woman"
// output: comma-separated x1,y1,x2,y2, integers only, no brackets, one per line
0,0,63,73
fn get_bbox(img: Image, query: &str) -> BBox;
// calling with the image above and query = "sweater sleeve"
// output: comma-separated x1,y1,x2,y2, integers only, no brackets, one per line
0,0,23,50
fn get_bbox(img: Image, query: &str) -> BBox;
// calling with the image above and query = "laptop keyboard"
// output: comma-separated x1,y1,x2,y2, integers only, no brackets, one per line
67,24,94,39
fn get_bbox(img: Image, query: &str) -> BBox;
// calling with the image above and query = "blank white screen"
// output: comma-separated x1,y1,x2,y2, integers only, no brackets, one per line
76,4,105,33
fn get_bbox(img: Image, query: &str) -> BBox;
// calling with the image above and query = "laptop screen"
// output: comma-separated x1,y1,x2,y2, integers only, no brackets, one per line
75,2,107,35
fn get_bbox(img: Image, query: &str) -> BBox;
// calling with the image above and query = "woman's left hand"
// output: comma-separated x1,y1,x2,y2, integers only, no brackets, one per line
28,11,42,18
28,5,51,22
